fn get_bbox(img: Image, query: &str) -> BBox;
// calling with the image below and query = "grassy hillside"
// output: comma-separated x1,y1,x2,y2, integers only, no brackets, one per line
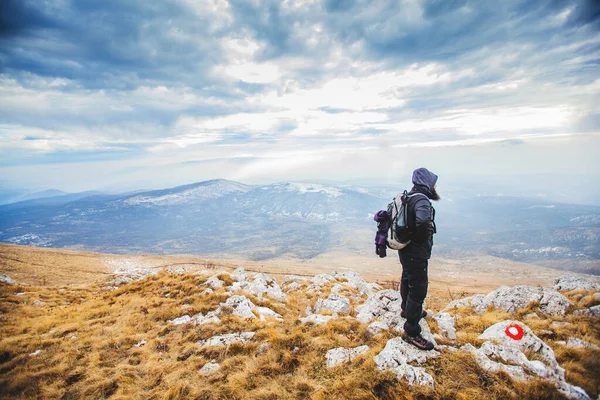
1,263,599,399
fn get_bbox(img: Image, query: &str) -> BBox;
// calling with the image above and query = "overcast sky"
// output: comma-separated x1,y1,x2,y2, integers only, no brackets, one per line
1,0,599,195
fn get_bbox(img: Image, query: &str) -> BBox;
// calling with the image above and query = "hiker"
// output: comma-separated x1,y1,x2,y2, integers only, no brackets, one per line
399,167,439,351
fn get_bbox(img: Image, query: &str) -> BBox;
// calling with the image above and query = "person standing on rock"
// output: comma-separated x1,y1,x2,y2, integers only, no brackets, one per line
399,167,440,351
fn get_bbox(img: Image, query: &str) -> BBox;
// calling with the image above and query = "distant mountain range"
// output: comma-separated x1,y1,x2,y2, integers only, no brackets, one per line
1,179,599,274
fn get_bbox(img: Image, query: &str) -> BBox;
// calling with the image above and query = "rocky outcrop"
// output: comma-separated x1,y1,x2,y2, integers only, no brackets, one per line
326,345,369,368
331,271,382,296
196,332,255,347
466,320,589,400
0,274,16,284
200,361,220,375
355,289,436,344
374,337,439,387
299,314,333,325
433,312,457,340
444,286,570,316
573,305,600,317
230,268,286,301
554,275,600,292
314,294,351,315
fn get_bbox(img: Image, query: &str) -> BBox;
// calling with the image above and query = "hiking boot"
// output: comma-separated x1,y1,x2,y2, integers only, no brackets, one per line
400,310,428,319
402,334,435,351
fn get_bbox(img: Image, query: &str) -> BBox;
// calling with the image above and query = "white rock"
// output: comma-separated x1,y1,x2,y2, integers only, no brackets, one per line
181,304,192,310
197,332,255,347
205,275,225,289
200,362,220,375
219,295,257,320
367,321,390,335
202,288,214,295
133,340,146,348
257,342,271,355
314,294,351,314
478,320,563,380
282,275,308,285
305,306,313,316
0,274,16,284
300,314,333,325
331,284,344,293
169,315,193,325
356,290,403,326
389,364,435,387
231,272,286,301
285,282,301,291
566,337,600,350
32,300,46,306
29,350,42,357
231,267,247,282
460,343,528,381
331,271,382,296
16,292,24,296
374,337,440,370
433,312,457,340
524,312,539,320
326,345,370,368
479,286,570,316
574,305,600,317
443,294,486,312
356,289,436,344
554,275,600,292
311,274,336,287
191,312,221,325
256,306,283,321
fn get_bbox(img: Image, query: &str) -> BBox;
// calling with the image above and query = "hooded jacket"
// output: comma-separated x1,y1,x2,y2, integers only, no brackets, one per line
401,168,438,260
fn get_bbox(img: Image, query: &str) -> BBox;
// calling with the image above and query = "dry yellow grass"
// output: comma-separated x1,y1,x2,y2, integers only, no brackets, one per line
1,244,599,399
1,269,598,400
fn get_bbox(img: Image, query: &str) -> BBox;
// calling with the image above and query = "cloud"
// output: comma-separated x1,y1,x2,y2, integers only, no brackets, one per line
0,0,598,193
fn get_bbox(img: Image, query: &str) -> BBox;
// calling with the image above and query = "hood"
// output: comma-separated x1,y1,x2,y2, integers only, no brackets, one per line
411,168,438,198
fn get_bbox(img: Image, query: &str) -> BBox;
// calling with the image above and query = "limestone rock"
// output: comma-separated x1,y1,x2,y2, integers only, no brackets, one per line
169,315,193,325
314,294,351,314
0,274,16,285
219,295,257,320
331,271,382,296
205,275,225,289
574,305,600,317
460,343,528,381
200,362,220,375
482,286,570,315
356,290,403,326
133,340,146,348
367,321,390,335
389,364,435,387
191,312,221,325
256,306,283,321
554,275,600,292
374,337,440,370
443,294,486,312
311,274,336,287
196,332,255,347
231,267,248,282
256,342,271,355
566,338,600,350
478,320,562,378
231,272,286,301
356,290,436,344
32,300,46,306
299,314,333,325
433,312,457,340
326,345,370,368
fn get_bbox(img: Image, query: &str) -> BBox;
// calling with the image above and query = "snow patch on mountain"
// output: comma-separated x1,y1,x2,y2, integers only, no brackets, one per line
265,183,342,198
122,180,250,206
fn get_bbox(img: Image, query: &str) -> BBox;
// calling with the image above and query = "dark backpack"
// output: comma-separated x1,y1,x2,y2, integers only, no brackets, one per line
386,191,428,250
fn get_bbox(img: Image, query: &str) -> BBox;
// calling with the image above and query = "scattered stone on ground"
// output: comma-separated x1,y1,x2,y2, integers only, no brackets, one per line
433,312,457,340
314,294,351,315
326,345,370,368
196,332,255,347
0,274,16,284
200,361,220,375
573,305,600,317
554,275,600,292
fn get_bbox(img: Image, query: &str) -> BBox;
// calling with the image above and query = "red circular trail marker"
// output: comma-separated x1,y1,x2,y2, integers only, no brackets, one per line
505,324,525,340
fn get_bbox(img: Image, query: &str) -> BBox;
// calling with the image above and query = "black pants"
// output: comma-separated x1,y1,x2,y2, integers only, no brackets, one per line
399,252,428,337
